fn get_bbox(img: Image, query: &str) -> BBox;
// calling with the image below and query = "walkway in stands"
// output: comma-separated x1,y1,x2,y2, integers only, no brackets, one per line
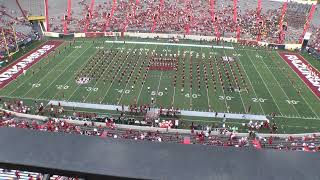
104,40,235,49
49,100,268,121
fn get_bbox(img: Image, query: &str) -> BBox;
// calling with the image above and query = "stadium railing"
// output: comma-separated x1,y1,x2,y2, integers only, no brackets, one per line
2,108,320,138
42,30,303,52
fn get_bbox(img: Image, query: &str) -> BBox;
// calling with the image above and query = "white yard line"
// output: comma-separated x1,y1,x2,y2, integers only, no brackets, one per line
8,42,70,96
273,52,320,119
155,72,164,105
222,48,246,113
68,48,104,101
82,45,121,102
68,46,125,102
172,87,176,105
200,47,211,111
21,44,90,98
233,48,265,115
136,46,159,104
117,45,147,104
34,44,94,99
244,50,284,116
297,93,319,119
206,89,210,111
100,45,135,103
56,45,114,102
213,56,229,113
258,51,301,117
171,47,180,106
188,48,193,110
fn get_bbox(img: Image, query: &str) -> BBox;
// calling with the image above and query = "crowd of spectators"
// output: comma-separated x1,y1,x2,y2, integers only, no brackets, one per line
1,108,320,152
0,168,78,180
1,0,319,50
0,4,37,57
43,0,320,45
2,98,320,153
0,168,42,180
309,25,320,52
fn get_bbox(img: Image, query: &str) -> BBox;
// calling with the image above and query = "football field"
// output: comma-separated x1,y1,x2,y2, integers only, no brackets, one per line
1,39,320,133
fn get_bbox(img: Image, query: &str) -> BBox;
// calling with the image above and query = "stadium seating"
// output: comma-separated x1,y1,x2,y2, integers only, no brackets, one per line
0,2,36,56
1,110,320,152
0,168,42,180
0,0,319,56
309,25,320,52
36,0,320,44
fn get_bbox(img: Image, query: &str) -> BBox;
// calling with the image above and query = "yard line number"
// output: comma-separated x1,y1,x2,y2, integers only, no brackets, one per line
116,89,131,94
56,85,69,90
286,100,299,105
219,96,234,101
252,98,267,103
85,87,98,92
185,93,200,99
151,91,164,96
32,83,41,88
233,53,242,57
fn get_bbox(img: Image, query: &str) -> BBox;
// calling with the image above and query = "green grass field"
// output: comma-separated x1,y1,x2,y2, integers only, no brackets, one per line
1,39,319,133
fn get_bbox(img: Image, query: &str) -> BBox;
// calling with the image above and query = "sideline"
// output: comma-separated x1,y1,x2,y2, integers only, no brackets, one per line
1,108,319,138
49,100,268,121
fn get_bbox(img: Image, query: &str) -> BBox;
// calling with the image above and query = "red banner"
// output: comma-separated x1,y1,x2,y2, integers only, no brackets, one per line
0,41,63,88
279,52,320,98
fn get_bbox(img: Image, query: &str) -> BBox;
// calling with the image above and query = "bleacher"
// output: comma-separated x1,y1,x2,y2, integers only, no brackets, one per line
37,0,320,45
0,168,41,180
0,1,37,57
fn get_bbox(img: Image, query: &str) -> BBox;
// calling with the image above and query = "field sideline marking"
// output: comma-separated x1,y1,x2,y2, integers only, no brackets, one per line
34,44,94,100
232,47,265,114
273,51,320,119
244,50,284,116
104,40,234,49
258,51,301,117
6,42,70,96
1,95,49,102
20,43,87,98
2,95,319,121
49,100,268,121
117,44,147,104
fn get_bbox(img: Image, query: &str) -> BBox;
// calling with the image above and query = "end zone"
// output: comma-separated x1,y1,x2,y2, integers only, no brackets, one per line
0,41,63,88
278,52,320,99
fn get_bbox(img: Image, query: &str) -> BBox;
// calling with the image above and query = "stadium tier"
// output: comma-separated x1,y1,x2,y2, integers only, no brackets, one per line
0,0,320,179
